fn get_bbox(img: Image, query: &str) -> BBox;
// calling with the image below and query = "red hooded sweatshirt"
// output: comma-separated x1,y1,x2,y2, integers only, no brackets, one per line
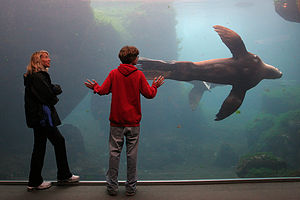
93,64,157,127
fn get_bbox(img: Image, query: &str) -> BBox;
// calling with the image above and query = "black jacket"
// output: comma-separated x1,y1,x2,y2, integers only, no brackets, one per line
24,71,62,128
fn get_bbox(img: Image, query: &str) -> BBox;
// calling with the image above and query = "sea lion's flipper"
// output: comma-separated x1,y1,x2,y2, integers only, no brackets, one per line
215,87,246,121
188,81,209,111
213,25,248,59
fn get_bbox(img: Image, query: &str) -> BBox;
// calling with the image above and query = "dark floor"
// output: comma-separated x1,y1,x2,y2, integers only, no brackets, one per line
1,179,300,200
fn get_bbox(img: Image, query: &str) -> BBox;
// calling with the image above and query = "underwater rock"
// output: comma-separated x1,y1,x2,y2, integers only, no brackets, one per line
236,152,287,178
214,143,239,168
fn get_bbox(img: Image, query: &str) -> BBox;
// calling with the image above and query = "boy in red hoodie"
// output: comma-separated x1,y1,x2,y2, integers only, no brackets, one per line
84,46,164,196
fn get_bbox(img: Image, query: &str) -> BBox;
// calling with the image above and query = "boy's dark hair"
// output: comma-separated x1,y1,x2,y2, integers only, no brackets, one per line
118,46,139,64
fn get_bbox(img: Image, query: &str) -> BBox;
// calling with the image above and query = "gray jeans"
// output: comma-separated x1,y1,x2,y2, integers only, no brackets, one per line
106,126,140,192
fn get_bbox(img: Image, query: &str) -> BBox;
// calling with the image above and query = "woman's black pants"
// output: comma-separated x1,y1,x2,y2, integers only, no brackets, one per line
28,126,72,187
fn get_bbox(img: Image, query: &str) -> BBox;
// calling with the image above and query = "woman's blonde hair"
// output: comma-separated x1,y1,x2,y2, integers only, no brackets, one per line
24,51,45,76
39,49,49,56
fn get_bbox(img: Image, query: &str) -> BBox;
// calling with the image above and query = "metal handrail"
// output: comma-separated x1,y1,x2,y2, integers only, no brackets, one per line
1,177,300,186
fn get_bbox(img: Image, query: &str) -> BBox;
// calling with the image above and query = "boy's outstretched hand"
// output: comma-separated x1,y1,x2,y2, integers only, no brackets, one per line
152,75,165,88
84,79,98,90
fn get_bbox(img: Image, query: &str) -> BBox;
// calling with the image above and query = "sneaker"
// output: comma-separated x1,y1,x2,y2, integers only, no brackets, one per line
27,181,52,191
126,190,136,196
107,189,118,196
58,175,80,183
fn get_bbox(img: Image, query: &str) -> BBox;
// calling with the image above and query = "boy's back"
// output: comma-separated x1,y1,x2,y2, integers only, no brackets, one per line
84,46,164,196
93,63,158,127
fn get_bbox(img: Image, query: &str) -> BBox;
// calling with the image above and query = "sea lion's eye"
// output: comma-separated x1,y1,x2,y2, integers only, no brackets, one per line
253,55,260,63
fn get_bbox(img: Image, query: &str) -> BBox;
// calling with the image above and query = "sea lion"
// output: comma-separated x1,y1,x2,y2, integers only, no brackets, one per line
138,25,283,121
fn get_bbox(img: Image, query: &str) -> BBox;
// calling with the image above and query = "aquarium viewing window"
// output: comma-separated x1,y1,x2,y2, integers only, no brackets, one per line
0,0,300,181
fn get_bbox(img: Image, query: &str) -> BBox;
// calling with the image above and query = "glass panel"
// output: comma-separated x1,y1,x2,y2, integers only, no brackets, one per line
1,0,299,180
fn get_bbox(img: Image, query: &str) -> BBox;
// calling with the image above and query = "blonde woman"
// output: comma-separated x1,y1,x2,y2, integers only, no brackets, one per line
24,51,79,191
